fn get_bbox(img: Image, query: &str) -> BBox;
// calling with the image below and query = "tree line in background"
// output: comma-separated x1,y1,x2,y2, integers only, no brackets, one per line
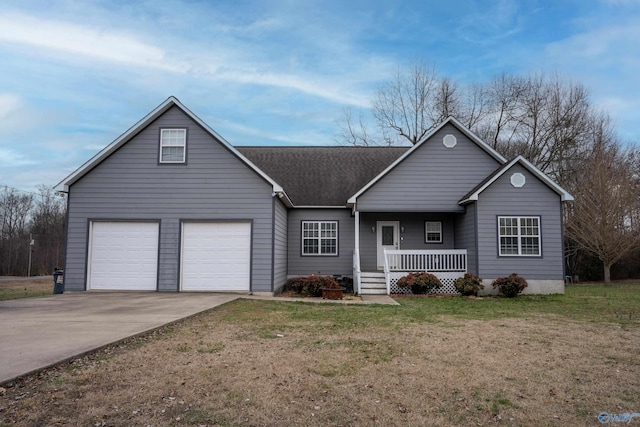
0,185,66,276
339,62,640,282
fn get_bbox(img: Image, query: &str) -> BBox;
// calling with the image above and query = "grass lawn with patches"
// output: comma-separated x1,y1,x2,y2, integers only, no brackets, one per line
0,277,52,301
1,282,638,426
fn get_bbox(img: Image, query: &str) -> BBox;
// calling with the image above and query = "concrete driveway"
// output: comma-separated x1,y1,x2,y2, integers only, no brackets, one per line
0,292,239,384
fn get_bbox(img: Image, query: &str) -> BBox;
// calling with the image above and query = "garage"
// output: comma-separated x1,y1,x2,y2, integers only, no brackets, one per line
88,221,159,290
181,222,251,291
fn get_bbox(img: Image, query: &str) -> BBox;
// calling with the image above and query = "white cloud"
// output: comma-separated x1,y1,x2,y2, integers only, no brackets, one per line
454,1,523,44
0,93,23,118
541,20,640,140
217,70,370,107
0,147,38,166
0,11,374,108
0,13,187,73
212,117,331,146
545,23,640,65
0,93,37,133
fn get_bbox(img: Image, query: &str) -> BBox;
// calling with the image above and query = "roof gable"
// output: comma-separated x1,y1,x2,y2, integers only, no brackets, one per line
459,155,574,204
347,116,507,205
55,97,289,203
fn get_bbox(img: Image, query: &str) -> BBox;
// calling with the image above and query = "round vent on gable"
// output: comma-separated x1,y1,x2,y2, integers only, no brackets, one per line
510,172,526,188
443,134,457,148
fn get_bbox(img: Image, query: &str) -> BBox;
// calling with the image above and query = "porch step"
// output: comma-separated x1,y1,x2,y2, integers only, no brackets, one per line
360,272,387,295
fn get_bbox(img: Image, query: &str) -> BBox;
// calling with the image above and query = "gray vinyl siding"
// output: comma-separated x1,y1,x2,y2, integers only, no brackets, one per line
273,199,288,290
359,212,456,271
357,124,502,212
287,209,354,276
454,203,478,275
476,164,564,280
64,106,275,292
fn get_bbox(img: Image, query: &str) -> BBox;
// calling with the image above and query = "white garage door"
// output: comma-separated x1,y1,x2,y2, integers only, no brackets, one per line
181,222,251,291
88,221,159,290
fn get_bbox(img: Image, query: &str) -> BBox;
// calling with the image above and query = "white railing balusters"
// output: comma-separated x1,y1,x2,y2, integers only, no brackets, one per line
383,249,467,273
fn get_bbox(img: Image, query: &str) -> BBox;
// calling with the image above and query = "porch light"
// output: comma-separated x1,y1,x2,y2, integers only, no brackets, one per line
401,226,405,233
371,226,375,233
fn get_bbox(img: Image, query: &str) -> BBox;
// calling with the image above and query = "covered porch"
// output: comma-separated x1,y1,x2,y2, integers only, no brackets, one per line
355,249,467,295
353,211,472,295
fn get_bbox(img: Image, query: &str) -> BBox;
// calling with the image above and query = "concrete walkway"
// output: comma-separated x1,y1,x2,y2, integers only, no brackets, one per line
360,294,399,305
0,292,239,384
0,291,397,385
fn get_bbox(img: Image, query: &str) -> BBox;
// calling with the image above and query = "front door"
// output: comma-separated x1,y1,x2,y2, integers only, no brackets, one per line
377,221,399,270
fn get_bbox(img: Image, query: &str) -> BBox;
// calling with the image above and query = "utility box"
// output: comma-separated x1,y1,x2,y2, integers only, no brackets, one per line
53,269,64,294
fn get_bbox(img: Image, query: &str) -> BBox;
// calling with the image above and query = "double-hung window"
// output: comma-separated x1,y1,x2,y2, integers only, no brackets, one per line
498,216,541,256
159,128,187,163
302,221,338,255
425,221,443,243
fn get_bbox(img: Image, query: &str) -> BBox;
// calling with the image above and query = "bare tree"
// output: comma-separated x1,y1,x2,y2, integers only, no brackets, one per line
565,139,640,282
337,107,379,146
372,61,457,145
0,185,66,276
457,83,490,131
338,68,597,177
30,186,66,275
338,61,459,146
477,72,527,150
0,187,33,275
477,73,595,183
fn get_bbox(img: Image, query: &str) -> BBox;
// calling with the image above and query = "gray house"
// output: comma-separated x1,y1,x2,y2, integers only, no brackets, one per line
56,97,573,295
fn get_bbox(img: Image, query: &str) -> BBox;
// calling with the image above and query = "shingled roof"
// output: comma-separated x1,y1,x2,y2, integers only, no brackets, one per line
236,146,409,206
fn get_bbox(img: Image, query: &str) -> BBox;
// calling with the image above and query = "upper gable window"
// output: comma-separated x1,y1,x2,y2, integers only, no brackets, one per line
159,129,187,163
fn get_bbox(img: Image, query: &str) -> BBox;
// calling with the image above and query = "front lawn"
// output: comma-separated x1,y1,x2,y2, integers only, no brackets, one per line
0,277,52,301
1,283,638,426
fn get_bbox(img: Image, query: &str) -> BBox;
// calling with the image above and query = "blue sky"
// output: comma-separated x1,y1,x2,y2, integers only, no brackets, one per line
1,0,639,191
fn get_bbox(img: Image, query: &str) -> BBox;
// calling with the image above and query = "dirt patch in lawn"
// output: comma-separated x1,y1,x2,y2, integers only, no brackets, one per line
0,277,52,301
1,299,638,426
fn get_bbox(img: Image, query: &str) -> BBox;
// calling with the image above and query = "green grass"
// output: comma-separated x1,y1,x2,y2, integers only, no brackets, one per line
0,278,52,301
398,282,640,325
221,282,640,330
196,340,225,353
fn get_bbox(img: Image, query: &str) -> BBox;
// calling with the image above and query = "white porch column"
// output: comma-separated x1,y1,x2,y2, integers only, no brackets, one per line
354,210,361,294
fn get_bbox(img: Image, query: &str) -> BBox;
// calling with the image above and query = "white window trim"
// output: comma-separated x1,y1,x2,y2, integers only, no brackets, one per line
498,216,541,257
301,221,338,256
425,221,443,243
159,128,187,163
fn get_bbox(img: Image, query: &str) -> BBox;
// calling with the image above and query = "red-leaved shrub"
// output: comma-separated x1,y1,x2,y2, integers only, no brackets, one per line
396,272,442,294
453,273,484,296
492,273,528,297
285,275,340,297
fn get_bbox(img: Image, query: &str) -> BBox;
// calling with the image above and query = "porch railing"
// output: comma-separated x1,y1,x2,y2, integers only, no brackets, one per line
383,249,467,294
384,249,467,272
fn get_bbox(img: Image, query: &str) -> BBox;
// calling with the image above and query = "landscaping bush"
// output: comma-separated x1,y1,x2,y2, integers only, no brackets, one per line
396,272,442,294
284,275,340,297
492,273,528,297
453,273,485,296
